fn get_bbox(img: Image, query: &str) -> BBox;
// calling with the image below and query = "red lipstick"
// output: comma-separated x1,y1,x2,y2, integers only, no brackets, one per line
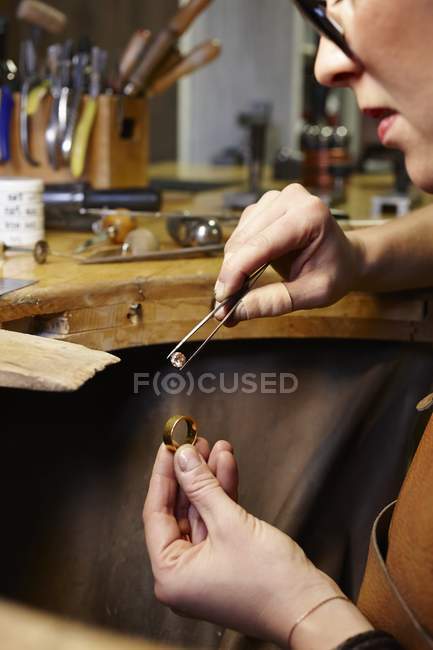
377,113,398,143
362,108,398,144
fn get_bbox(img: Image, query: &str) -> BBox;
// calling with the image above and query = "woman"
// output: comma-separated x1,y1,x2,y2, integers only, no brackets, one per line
144,1,433,647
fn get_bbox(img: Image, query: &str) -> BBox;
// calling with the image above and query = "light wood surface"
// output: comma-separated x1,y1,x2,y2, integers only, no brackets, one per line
0,169,433,350
0,329,119,391
0,227,432,350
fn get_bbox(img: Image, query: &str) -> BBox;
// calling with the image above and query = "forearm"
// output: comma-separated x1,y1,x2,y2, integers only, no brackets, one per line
347,204,433,292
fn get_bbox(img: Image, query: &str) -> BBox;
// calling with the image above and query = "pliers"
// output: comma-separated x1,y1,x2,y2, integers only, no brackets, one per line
19,39,46,166
71,46,107,178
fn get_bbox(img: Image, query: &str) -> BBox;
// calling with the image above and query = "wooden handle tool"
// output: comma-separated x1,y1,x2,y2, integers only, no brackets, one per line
147,46,182,85
17,0,67,34
148,39,221,98
124,0,213,96
168,0,213,35
117,29,151,91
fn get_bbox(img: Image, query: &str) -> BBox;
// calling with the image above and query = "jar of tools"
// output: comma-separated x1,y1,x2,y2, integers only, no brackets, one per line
0,176,44,247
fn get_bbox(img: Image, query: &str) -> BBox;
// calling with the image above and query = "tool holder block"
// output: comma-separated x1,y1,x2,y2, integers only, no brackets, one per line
0,94,149,189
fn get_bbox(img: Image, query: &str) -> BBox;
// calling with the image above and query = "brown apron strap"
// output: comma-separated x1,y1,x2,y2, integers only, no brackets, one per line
358,502,433,650
358,413,433,649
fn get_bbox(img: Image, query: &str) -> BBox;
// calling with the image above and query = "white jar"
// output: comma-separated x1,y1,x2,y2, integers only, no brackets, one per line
0,177,45,247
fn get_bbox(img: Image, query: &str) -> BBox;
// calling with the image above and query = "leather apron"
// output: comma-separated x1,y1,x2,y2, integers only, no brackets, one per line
358,411,433,649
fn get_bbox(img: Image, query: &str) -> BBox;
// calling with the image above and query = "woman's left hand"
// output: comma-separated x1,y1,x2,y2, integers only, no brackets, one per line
143,439,348,647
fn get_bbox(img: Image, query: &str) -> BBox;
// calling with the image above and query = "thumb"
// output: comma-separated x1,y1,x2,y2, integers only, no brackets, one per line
229,273,333,323
174,445,233,533
228,282,293,323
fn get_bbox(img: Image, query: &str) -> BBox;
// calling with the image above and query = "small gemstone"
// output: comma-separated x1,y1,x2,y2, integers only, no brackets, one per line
170,352,186,369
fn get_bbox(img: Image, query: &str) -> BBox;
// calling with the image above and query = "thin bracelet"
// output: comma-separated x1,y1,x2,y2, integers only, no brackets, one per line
288,595,350,646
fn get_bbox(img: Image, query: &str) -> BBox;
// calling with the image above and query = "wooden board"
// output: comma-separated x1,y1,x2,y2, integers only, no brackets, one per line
0,330,119,391
1,224,433,350
1,167,433,351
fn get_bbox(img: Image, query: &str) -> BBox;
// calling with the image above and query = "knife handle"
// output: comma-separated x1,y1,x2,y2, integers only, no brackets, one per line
117,29,151,90
124,28,174,96
17,0,67,34
148,46,182,85
148,39,221,98
124,0,213,96
169,0,213,36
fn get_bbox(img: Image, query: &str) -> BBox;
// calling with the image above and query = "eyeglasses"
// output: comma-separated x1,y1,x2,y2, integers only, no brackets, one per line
292,0,356,61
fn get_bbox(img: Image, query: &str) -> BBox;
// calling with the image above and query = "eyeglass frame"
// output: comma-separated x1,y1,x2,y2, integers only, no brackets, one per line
291,0,358,61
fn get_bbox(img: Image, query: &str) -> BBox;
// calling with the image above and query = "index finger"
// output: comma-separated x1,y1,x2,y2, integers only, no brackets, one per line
215,197,321,301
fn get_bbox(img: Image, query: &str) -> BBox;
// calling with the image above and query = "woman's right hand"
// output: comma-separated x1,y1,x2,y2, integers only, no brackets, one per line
215,184,363,324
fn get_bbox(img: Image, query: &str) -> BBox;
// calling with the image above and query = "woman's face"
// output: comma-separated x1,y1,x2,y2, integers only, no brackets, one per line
314,0,433,191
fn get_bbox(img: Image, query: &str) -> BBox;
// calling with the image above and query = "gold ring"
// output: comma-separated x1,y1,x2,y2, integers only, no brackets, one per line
163,415,198,452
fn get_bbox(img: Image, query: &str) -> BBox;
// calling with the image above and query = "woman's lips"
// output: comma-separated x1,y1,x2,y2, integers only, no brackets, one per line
362,108,399,144
377,113,398,144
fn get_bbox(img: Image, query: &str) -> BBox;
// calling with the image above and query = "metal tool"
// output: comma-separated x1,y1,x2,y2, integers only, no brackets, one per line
0,239,49,264
61,52,89,164
167,215,223,247
79,208,237,223
77,210,225,253
0,278,37,297
75,209,233,248
44,40,73,167
80,242,223,265
148,39,221,98
163,415,198,452
17,0,67,165
57,39,73,145
45,43,63,169
19,39,42,165
74,210,138,253
166,264,268,369
43,184,162,229
0,239,75,265
71,46,107,178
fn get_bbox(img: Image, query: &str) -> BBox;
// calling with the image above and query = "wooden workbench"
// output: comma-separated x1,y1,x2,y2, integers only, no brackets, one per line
2,165,433,650
1,166,433,349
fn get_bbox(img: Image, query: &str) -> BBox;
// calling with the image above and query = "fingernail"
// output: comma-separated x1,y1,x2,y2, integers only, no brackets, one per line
177,446,201,472
214,280,225,301
214,300,225,320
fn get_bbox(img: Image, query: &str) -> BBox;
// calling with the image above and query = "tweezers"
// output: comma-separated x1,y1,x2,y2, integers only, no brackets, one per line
167,263,268,370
